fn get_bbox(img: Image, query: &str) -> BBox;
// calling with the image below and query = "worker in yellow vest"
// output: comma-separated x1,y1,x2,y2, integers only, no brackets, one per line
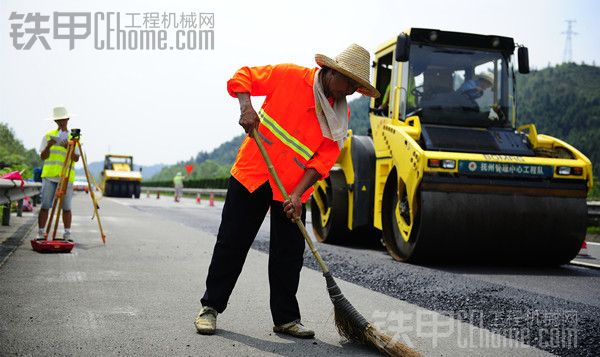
173,172,184,202
36,106,80,241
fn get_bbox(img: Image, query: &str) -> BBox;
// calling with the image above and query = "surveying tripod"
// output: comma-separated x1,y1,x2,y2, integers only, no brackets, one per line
33,129,106,253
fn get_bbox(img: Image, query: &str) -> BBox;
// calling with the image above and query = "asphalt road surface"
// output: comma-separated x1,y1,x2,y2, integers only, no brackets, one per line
1,193,598,356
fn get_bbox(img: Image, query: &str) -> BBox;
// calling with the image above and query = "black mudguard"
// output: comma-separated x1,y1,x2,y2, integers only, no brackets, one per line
350,135,376,230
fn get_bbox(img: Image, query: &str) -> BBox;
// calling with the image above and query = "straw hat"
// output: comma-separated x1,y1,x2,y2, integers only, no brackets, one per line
47,106,71,121
315,44,380,98
475,73,494,86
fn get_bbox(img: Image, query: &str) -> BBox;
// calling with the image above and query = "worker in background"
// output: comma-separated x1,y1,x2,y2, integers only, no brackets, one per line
37,106,79,241
457,73,493,101
194,44,379,338
377,74,417,116
377,83,391,113
173,172,184,202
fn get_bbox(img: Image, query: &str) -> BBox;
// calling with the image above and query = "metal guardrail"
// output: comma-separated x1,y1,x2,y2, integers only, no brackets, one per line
142,186,227,197
588,201,600,227
0,179,42,205
136,192,600,227
2,179,598,228
1,178,42,226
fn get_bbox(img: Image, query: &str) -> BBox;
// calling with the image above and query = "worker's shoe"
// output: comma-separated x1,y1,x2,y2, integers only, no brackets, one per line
273,320,315,339
63,231,72,241
36,229,45,240
194,306,217,335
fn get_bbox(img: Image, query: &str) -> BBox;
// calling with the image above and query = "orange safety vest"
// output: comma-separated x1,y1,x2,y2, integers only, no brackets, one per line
227,64,341,203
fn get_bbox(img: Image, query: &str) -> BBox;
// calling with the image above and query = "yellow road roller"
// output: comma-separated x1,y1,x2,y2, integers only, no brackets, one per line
100,154,142,198
311,28,593,264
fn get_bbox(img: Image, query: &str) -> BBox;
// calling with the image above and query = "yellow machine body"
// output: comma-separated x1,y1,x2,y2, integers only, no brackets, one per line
100,154,143,198
311,28,592,264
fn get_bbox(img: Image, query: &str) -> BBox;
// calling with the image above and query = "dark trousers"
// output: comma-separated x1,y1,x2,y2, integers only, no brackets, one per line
201,176,306,326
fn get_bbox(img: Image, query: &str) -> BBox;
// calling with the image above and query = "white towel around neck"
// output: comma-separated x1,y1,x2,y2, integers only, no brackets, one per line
313,69,349,149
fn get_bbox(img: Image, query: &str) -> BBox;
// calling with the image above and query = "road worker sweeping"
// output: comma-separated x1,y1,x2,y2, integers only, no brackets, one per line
194,44,379,338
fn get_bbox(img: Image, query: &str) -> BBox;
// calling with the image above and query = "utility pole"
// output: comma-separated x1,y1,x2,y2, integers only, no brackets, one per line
562,20,577,63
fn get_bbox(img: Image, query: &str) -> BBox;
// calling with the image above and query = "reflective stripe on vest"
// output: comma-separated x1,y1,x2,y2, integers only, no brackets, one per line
258,109,314,161
41,129,75,182
49,149,66,156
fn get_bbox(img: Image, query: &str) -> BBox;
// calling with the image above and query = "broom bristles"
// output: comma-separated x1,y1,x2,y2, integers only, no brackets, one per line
333,295,369,343
365,324,421,357
324,272,421,357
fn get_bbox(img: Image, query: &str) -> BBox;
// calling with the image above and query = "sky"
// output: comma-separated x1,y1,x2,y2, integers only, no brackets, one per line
1,0,599,166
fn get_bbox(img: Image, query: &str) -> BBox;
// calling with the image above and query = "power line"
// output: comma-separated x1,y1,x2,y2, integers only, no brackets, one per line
562,19,577,63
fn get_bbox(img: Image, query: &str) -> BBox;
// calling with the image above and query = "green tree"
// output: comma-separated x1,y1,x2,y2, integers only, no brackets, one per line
516,63,600,177
197,160,230,179
348,95,371,135
0,123,42,178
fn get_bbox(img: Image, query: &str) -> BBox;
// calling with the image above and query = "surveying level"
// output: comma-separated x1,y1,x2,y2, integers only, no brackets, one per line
31,128,107,253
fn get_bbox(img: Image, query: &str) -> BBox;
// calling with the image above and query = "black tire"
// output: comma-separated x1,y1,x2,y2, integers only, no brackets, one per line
539,231,586,266
117,182,126,197
104,181,113,197
127,182,134,198
134,183,141,199
112,181,119,197
310,170,350,244
381,171,422,262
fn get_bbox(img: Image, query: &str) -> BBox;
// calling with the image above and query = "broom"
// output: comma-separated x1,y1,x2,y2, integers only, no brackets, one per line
251,129,420,357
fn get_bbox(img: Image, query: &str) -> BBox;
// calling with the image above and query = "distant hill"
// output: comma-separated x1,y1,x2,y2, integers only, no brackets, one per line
194,134,245,166
516,63,600,177
348,96,371,135
75,162,165,180
149,134,244,181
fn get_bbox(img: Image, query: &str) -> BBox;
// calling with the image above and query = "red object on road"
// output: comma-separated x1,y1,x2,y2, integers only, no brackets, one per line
31,238,74,253
22,197,33,212
185,164,194,174
196,193,201,204
209,192,214,207
578,241,589,257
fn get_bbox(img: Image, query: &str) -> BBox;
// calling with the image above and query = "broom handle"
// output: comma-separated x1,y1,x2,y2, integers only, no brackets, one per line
252,129,330,274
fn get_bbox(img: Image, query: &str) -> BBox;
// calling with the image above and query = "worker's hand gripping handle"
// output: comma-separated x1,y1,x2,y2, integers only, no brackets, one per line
251,129,330,274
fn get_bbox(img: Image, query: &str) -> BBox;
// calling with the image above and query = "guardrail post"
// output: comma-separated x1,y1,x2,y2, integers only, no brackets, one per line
16,199,23,217
2,203,10,226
